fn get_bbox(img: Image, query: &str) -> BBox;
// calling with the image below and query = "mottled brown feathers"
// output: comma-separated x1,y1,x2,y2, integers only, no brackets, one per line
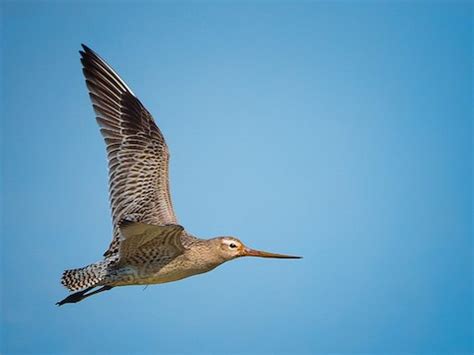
79,44,178,258
118,221,185,267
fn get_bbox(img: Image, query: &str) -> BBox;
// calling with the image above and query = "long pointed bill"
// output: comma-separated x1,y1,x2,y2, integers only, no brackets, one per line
242,247,302,259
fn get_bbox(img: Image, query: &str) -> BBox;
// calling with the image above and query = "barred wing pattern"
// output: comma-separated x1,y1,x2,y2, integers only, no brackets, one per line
80,45,178,257
118,222,185,267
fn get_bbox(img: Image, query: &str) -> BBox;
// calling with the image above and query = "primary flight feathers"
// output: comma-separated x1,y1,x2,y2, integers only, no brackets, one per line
80,44,178,257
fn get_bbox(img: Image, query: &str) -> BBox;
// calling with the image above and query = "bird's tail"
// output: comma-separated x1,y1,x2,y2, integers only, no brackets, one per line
60,261,108,291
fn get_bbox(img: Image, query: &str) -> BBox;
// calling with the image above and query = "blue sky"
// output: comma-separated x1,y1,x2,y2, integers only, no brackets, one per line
1,1,472,354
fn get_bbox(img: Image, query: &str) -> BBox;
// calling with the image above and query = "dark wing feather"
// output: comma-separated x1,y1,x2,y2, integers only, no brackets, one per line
80,45,177,257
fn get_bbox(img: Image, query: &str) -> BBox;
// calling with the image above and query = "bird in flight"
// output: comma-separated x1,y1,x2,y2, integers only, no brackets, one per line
57,45,301,306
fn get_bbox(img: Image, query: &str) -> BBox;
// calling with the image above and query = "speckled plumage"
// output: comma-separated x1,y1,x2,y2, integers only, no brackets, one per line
57,45,300,306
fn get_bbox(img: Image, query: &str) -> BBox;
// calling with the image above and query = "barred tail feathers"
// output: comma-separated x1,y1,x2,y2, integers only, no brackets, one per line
61,261,107,291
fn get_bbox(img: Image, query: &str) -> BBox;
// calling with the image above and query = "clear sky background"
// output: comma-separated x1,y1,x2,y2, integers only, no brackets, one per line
1,1,472,354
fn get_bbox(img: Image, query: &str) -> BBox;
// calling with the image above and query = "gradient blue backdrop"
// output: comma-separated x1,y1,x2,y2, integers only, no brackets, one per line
1,1,472,354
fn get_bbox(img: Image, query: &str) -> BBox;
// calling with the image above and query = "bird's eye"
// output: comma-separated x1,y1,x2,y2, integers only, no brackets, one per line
229,243,237,249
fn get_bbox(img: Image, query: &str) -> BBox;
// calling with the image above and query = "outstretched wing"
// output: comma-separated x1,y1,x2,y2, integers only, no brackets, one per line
80,45,178,257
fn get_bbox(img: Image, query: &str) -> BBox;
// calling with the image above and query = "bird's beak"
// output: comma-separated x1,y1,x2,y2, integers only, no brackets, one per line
242,247,302,259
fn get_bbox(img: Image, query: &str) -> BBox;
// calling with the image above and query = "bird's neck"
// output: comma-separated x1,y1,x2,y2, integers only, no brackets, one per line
187,238,226,270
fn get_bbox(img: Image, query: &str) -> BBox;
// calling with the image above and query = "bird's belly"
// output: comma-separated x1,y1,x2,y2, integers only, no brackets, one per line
108,257,217,286
135,267,201,285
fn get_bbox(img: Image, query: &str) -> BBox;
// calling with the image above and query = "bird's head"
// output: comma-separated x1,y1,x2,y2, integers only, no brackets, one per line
214,236,302,261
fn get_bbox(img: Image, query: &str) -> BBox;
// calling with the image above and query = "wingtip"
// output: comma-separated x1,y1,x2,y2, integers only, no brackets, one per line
77,44,136,96
81,43,90,52
80,44,96,59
